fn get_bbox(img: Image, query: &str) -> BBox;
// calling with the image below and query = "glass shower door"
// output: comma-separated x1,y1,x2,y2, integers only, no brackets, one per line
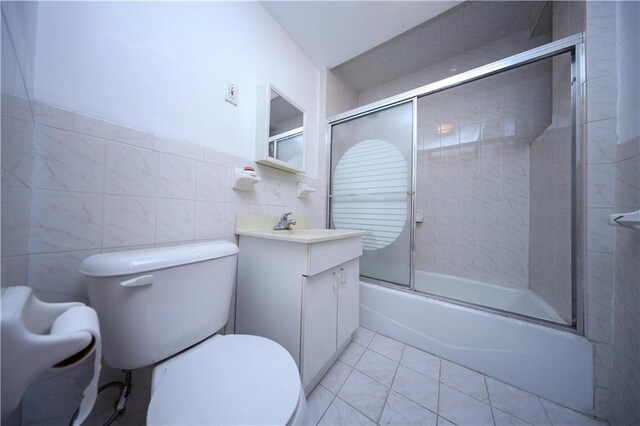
329,101,414,286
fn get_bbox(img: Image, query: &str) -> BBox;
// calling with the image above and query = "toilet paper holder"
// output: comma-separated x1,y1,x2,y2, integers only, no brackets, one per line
1,286,99,422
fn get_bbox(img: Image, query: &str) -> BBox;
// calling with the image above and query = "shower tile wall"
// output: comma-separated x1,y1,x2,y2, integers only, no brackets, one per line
0,94,326,425
583,2,640,423
415,62,551,288
527,1,585,324
353,25,554,290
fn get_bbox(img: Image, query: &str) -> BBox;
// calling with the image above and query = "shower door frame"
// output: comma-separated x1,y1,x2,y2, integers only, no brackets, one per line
326,33,586,334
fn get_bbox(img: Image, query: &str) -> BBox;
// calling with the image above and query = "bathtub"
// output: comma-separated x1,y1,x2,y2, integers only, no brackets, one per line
413,271,568,324
360,281,593,414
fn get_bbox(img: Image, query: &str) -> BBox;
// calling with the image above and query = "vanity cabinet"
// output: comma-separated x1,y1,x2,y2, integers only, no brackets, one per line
236,233,362,393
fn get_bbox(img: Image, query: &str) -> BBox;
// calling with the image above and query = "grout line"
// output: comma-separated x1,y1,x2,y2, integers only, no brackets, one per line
333,363,354,397
436,355,442,420
484,375,497,426
313,384,336,426
378,344,405,424
539,396,554,425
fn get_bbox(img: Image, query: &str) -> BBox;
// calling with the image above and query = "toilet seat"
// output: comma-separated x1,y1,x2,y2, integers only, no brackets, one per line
147,334,303,425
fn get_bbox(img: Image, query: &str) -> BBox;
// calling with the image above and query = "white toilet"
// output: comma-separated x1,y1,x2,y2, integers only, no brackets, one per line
79,241,306,425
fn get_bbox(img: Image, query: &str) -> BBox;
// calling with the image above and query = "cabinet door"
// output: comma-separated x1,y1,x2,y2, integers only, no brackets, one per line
337,258,360,348
302,268,338,389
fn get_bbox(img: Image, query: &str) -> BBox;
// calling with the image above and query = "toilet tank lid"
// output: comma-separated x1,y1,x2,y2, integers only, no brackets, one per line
78,241,238,277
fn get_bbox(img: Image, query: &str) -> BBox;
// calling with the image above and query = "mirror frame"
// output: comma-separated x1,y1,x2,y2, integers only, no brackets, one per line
255,84,306,174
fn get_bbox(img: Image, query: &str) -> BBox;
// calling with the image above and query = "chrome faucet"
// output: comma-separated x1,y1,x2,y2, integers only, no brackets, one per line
274,212,296,230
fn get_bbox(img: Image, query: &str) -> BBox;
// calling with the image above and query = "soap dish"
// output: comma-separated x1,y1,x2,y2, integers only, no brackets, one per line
297,182,315,198
233,167,261,191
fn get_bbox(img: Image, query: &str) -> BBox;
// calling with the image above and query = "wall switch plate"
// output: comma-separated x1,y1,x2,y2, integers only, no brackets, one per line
415,209,424,223
225,81,238,105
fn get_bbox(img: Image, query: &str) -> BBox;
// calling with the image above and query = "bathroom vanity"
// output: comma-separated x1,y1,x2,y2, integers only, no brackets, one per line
235,216,364,393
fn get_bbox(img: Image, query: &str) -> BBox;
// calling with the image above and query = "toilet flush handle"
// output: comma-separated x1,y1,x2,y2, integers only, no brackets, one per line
120,275,154,288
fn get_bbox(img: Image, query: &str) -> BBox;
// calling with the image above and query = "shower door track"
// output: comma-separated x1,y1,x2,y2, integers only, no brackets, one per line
326,33,586,334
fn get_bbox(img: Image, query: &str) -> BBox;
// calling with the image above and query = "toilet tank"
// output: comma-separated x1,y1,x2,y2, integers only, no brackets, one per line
79,241,238,370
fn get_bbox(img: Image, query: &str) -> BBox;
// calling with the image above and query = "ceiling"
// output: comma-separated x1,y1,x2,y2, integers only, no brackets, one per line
261,1,462,69
332,1,548,93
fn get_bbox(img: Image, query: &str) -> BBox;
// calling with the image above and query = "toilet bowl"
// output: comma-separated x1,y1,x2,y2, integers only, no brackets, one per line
79,241,306,425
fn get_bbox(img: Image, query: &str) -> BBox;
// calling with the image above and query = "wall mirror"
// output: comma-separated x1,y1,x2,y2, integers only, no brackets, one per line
255,84,306,173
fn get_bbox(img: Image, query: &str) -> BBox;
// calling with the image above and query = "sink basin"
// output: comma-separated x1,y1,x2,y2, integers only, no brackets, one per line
235,228,365,243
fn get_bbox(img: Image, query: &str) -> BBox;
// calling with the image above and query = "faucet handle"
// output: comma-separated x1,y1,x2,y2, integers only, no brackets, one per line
280,212,292,221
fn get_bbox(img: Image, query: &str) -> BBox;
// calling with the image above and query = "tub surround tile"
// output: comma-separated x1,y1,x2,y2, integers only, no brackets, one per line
594,387,610,421
338,370,390,422
587,119,618,165
319,397,375,426
587,208,616,253
586,2,616,39
615,154,640,209
587,163,617,208
586,74,618,123
585,27,616,79
615,137,640,162
587,295,613,344
379,391,438,426
587,252,614,299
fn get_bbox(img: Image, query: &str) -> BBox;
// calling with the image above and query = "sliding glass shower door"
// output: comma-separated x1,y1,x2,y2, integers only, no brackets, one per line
329,101,414,286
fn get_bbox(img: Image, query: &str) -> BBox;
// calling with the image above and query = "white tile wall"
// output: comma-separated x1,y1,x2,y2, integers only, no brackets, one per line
0,94,326,425
413,56,550,290
584,2,640,423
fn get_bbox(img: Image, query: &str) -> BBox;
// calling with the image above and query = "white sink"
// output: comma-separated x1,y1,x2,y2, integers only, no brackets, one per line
235,214,365,243
235,228,365,243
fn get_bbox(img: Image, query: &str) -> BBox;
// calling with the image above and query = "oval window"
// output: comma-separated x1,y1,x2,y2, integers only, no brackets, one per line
332,139,408,251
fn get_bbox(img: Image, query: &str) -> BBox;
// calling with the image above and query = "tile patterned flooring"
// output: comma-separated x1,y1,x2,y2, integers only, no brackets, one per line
307,327,606,426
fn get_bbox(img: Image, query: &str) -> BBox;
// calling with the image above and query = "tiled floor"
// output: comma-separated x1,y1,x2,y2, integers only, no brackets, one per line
307,327,607,426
